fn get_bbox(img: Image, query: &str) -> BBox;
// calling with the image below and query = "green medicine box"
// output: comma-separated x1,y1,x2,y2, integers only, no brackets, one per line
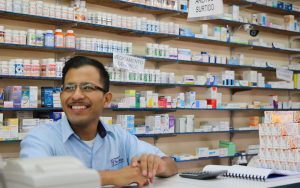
219,140,236,156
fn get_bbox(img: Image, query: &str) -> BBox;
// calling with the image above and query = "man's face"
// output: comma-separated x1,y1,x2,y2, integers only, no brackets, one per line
60,65,111,127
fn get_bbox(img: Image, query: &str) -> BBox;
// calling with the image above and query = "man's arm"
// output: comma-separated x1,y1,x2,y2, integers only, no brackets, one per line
156,156,178,177
20,130,53,158
99,166,148,187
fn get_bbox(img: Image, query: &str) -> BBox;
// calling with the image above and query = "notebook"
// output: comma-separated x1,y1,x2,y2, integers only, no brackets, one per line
203,165,300,182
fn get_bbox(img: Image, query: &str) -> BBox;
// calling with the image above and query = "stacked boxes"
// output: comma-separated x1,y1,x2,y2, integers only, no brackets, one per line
145,114,174,134
219,140,236,156
0,118,18,141
258,111,300,171
41,87,61,108
4,86,38,108
116,115,135,134
175,115,194,133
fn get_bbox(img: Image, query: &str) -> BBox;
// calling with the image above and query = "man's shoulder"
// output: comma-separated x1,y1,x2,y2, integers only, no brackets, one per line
27,120,61,137
104,124,130,137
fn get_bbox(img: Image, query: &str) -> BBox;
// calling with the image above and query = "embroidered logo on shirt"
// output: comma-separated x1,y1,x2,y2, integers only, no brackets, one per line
111,156,124,167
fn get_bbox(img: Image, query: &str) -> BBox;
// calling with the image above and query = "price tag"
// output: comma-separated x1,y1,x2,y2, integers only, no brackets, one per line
113,53,145,72
276,68,293,82
188,0,224,21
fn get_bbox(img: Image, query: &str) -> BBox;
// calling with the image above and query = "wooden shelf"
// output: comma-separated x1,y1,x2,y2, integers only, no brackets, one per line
224,0,300,17
0,10,76,26
1,77,298,92
207,19,300,36
86,0,183,16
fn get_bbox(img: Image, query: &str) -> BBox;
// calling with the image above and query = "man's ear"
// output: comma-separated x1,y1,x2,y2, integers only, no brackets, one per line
103,92,112,107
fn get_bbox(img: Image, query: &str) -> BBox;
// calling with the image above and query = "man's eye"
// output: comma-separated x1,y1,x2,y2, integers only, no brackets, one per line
64,85,75,91
81,85,95,91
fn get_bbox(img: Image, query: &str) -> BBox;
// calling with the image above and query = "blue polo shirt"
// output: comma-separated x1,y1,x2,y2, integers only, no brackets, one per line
20,116,166,170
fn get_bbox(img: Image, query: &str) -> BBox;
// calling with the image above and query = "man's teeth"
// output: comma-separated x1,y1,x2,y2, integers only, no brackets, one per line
71,106,87,110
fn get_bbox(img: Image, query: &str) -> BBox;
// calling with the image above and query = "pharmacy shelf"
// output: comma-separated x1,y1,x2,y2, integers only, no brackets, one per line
0,130,259,143
111,107,177,112
206,19,300,36
142,56,300,73
2,10,298,48
0,77,297,92
176,130,259,135
0,43,75,53
176,84,300,92
223,0,300,17
86,0,183,16
1,45,300,80
110,81,177,88
0,10,77,26
0,75,62,80
0,130,258,144
0,107,63,111
77,22,178,39
88,0,300,20
177,36,300,55
1,107,298,112
111,108,300,111
0,10,176,40
138,129,258,137
112,82,300,92
174,153,257,163
0,139,21,143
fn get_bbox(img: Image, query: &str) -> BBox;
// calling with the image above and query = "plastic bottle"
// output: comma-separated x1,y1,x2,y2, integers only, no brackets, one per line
54,29,64,48
23,59,31,76
1,61,9,75
0,25,4,43
65,30,75,48
31,60,40,76
35,30,44,46
47,59,56,77
44,30,54,47
56,61,64,77
27,29,36,46
0,0,5,11
4,29,12,44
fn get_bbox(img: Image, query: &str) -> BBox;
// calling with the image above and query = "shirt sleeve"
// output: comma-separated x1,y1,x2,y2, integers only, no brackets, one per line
123,129,166,163
20,128,53,158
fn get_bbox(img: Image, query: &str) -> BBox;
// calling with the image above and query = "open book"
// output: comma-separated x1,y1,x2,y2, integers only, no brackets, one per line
203,165,300,182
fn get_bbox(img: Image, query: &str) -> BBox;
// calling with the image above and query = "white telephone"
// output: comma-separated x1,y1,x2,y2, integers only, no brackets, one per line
0,156,100,188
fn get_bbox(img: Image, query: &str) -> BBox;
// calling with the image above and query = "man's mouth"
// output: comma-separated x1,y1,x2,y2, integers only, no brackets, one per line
71,105,87,110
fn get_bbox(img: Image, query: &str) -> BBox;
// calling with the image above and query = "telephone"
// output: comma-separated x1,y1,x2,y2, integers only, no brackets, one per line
1,156,100,188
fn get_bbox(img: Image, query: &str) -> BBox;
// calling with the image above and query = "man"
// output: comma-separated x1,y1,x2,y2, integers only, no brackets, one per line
20,56,178,187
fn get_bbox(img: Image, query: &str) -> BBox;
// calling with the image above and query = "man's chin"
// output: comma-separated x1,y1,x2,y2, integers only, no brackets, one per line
68,118,91,127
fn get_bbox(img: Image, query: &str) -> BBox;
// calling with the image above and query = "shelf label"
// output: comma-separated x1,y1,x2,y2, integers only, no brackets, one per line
113,53,145,71
188,0,224,21
276,68,293,82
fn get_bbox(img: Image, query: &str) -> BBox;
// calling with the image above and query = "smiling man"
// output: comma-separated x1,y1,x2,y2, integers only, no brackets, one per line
20,56,178,187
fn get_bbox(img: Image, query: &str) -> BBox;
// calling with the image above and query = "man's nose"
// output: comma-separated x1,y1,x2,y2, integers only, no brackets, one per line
71,87,85,100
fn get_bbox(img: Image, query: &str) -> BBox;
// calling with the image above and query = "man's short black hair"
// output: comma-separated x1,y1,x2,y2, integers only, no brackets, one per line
62,56,109,92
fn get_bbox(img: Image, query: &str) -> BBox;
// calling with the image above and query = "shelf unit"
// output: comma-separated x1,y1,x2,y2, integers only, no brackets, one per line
0,129,259,143
1,0,299,166
86,0,300,18
174,153,258,163
0,43,299,74
1,107,299,112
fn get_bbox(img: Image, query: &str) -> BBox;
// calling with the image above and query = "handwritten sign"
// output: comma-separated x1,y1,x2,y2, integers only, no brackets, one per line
113,53,145,72
276,68,293,82
188,0,224,21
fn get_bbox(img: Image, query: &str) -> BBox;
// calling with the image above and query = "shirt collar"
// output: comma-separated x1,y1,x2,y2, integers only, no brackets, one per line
61,116,111,143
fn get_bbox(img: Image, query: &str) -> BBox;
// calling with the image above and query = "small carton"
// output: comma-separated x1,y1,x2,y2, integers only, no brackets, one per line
196,147,209,158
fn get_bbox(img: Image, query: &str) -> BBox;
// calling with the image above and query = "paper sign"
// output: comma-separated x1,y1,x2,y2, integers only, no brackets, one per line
113,53,145,72
276,68,293,82
188,0,224,21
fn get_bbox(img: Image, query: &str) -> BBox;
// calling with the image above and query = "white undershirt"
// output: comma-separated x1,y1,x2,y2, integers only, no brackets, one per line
82,137,96,148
